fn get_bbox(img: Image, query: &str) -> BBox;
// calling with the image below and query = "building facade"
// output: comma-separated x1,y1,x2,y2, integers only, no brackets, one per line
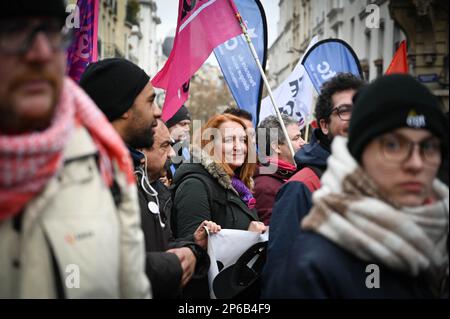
267,0,301,86
128,0,161,76
96,0,132,59
389,0,448,110
268,0,407,85
67,0,162,76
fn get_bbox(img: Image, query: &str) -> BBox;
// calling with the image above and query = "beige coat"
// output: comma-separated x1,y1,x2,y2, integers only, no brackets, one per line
0,127,151,298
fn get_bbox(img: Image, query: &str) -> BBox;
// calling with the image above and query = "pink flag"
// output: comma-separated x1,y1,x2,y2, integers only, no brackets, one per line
151,0,242,121
66,0,99,82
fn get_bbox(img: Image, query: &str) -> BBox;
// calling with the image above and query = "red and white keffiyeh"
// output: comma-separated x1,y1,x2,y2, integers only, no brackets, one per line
0,77,135,221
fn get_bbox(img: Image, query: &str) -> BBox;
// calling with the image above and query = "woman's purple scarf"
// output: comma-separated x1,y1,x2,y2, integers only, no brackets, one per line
231,176,256,209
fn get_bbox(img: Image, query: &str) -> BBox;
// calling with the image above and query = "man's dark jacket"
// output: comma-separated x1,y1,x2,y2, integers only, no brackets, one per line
130,148,209,299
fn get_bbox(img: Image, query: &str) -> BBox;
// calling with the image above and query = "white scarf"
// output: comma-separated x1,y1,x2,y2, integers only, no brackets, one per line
302,136,449,296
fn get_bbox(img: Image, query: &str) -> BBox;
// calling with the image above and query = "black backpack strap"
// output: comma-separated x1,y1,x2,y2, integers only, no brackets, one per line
108,178,122,208
92,153,122,208
63,152,122,208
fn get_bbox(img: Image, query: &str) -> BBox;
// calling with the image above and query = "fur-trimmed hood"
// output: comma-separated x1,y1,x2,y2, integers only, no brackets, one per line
173,146,256,197
172,146,238,196
171,148,260,249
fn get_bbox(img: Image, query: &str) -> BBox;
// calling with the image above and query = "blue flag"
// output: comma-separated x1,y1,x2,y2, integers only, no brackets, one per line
302,39,363,93
214,0,267,127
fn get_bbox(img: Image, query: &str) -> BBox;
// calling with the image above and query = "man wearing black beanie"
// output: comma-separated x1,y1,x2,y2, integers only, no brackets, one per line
165,105,192,179
80,58,158,149
0,0,68,23
348,74,448,162
80,58,208,299
166,104,192,140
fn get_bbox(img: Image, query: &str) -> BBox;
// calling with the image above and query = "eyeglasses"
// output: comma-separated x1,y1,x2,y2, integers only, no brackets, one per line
377,134,442,166
330,104,352,121
0,18,73,55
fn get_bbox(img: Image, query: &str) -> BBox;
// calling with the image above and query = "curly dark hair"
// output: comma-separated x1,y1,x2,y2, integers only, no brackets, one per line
315,73,365,123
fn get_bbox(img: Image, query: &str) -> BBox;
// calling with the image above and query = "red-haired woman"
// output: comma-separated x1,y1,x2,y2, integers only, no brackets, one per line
171,114,266,297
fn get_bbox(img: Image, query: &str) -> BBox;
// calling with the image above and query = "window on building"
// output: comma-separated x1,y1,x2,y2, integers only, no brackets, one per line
374,59,383,78
112,0,117,15
350,17,355,46
126,0,140,26
97,39,102,59
124,34,127,56
365,29,371,62
378,22,384,69
332,25,339,38
303,11,307,38
360,59,370,81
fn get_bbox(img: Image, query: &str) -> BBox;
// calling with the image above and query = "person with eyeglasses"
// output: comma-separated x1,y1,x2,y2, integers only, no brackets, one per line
138,119,221,298
263,73,364,297
79,58,216,299
0,1,150,298
265,74,449,298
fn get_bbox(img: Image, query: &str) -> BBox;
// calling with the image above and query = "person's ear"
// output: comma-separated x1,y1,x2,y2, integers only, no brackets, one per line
139,154,145,165
271,141,281,154
319,119,329,136
121,109,131,120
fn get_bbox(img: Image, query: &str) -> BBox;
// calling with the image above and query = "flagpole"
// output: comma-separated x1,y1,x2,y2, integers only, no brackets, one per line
304,115,310,143
231,6,297,166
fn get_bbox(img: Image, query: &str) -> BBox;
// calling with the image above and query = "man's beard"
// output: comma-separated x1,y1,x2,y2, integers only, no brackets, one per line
127,124,155,149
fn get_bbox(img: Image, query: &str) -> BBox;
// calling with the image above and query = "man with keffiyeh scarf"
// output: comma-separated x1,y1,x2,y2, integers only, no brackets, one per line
0,0,150,298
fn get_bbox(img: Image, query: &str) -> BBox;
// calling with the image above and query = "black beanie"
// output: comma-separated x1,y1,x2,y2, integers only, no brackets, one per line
165,105,191,128
0,0,68,23
348,74,448,162
79,58,150,122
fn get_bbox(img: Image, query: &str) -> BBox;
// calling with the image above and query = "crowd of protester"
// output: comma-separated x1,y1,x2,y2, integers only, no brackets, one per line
0,1,448,299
